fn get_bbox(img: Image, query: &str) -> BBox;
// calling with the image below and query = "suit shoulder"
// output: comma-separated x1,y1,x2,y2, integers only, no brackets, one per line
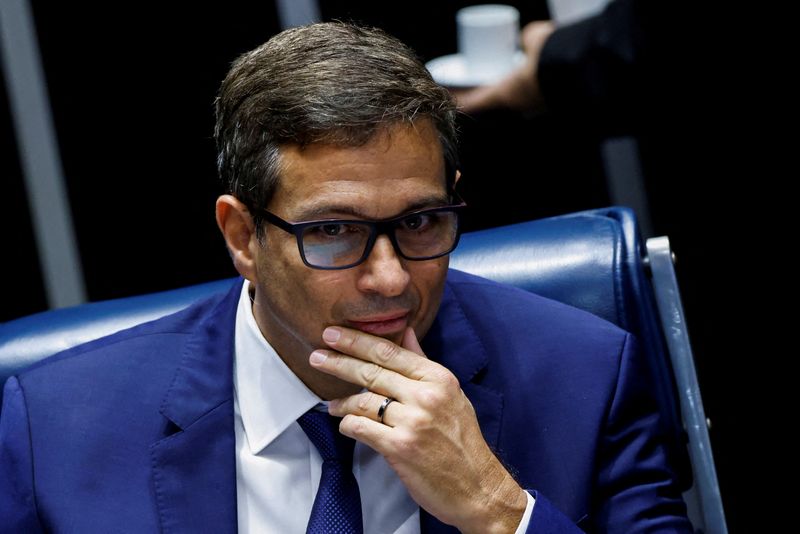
439,270,636,415
444,269,627,342
17,289,228,384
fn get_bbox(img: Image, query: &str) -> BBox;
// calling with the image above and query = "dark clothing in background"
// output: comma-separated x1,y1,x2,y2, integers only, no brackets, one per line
538,2,755,530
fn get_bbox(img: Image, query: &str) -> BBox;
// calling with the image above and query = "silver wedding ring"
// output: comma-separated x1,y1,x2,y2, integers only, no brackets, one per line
377,396,396,424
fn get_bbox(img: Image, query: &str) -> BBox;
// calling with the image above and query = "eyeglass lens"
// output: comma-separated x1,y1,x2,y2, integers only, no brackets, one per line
300,211,458,268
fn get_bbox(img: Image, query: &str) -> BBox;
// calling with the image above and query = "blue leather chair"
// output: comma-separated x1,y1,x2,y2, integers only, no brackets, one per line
0,207,725,533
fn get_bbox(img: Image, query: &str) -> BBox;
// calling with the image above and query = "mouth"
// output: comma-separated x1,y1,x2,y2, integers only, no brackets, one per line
347,311,410,336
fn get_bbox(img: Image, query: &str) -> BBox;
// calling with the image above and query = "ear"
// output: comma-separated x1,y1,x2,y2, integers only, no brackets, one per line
216,195,258,282
454,169,461,187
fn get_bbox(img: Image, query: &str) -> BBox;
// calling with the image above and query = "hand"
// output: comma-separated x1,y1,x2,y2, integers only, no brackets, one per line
453,20,556,115
309,326,527,534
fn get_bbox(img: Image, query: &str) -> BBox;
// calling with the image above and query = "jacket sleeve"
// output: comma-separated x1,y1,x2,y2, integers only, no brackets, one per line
591,333,691,532
0,377,45,534
525,334,692,533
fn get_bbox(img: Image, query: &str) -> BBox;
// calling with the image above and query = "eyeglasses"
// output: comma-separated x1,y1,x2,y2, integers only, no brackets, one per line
255,198,467,270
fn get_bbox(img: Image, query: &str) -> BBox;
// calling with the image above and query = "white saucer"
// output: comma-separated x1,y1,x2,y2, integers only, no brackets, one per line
425,51,526,88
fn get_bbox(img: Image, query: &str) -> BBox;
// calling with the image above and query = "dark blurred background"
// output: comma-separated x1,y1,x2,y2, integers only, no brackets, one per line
1,0,764,531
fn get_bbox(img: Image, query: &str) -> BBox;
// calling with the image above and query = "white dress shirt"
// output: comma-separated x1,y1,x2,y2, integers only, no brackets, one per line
233,280,534,533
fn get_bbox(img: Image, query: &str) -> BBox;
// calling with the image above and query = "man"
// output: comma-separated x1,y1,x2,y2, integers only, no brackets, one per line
1,22,690,533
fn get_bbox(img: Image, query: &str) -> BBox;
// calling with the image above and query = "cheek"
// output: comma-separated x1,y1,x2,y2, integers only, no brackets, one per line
261,249,353,324
409,259,449,328
296,272,352,317
256,238,320,313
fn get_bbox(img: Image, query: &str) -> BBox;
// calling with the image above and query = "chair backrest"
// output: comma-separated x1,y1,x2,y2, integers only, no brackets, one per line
0,206,724,533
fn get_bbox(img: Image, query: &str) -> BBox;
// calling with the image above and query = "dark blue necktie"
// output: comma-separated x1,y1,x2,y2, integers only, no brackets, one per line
297,409,364,534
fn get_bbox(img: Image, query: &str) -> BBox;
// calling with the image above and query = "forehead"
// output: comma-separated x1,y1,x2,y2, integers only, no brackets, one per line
270,120,447,220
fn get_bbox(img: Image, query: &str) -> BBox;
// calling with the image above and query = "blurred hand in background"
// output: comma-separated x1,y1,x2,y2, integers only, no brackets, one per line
453,20,556,115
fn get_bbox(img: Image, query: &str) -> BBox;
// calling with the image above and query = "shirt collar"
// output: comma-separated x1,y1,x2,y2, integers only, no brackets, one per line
233,280,323,454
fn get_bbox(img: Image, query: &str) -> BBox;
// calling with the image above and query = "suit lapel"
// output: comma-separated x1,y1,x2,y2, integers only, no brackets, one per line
420,276,504,533
150,280,243,534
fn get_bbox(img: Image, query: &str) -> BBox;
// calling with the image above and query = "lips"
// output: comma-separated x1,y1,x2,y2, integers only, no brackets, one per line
348,311,410,336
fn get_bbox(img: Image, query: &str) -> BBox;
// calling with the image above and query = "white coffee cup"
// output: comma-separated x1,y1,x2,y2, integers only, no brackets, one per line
456,4,520,83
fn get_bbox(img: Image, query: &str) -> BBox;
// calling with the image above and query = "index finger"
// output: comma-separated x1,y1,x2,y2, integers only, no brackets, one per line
322,326,432,380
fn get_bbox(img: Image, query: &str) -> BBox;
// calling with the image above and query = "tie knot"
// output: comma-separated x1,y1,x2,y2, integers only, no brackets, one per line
297,409,355,464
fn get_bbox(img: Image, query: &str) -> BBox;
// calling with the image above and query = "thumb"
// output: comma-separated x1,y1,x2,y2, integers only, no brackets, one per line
401,327,426,357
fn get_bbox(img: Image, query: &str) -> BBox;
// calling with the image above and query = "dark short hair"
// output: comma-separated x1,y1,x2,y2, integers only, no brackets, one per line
214,22,459,234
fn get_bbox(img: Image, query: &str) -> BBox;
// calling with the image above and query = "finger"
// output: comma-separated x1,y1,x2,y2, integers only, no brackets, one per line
329,392,404,427
401,327,425,357
322,326,432,380
521,20,555,56
338,413,394,453
310,349,414,397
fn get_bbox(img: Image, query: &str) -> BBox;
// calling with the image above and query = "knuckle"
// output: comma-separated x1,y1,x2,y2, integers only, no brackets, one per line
356,392,374,413
431,366,460,391
416,385,445,408
373,341,401,364
328,352,345,371
349,415,368,437
342,333,358,352
358,363,383,387
392,430,418,456
406,409,433,429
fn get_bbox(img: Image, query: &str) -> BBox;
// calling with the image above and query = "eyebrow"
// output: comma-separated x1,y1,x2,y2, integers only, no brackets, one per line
292,194,452,222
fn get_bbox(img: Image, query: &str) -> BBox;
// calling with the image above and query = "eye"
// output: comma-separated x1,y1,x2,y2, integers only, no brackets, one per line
402,214,433,231
320,224,342,236
305,223,367,241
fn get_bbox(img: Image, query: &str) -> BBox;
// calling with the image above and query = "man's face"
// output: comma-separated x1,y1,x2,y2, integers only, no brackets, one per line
249,120,451,379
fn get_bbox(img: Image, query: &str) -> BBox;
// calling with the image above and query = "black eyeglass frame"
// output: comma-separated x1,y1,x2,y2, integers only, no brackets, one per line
255,196,467,270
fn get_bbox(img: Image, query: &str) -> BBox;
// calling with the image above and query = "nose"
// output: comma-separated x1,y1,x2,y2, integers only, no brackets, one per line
356,235,410,297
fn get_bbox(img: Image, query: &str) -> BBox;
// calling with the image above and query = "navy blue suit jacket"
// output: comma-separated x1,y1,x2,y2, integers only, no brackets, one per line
0,270,690,533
